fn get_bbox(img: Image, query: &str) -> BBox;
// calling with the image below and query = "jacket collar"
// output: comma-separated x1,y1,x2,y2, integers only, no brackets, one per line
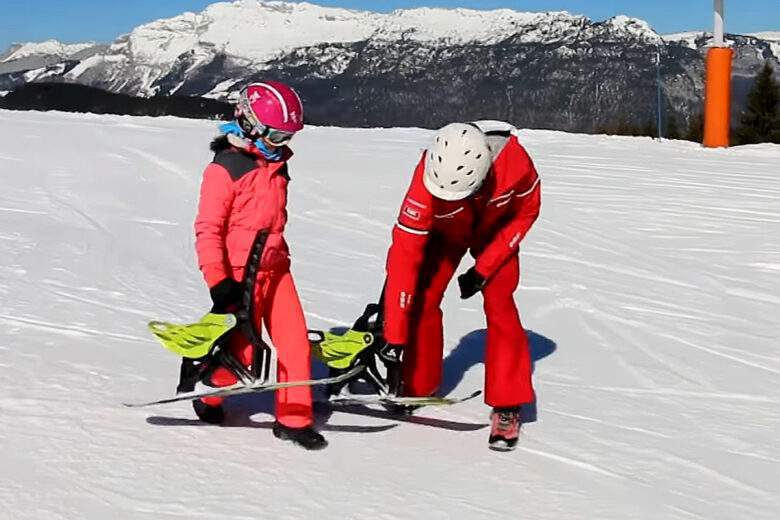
210,134,293,163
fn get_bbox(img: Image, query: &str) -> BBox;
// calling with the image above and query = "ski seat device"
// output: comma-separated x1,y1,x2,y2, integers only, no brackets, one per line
155,231,276,394
309,302,395,397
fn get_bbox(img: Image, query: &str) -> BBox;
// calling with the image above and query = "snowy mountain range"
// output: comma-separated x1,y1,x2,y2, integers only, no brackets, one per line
1,0,778,131
0,39,105,76
0,40,96,62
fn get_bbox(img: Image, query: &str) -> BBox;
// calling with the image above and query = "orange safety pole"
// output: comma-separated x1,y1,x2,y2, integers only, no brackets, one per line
703,0,732,148
703,47,733,147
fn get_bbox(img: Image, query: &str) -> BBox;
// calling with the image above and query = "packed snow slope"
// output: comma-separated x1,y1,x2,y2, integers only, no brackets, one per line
0,110,778,520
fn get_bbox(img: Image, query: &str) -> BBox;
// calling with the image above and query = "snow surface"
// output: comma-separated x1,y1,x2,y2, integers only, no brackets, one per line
20,63,68,83
603,15,662,44
748,32,780,58
749,31,780,42
662,31,703,49
663,30,780,56
202,78,244,99
0,110,779,519
1,39,95,63
374,8,589,45
64,53,126,81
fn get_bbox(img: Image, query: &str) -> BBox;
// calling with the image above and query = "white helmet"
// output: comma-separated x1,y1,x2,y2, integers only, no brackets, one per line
423,123,492,201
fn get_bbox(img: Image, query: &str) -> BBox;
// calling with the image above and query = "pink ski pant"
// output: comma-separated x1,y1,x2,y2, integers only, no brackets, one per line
202,270,313,428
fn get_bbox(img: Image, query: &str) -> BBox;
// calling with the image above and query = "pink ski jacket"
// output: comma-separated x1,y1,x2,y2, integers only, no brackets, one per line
195,136,293,288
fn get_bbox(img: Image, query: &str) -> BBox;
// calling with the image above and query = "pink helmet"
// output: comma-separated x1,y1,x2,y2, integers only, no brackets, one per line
237,81,304,134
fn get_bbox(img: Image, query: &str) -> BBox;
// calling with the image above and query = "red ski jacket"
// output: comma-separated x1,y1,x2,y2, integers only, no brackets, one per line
195,136,293,288
384,129,541,345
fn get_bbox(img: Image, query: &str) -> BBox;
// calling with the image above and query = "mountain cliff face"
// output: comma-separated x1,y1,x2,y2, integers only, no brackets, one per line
1,0,777,131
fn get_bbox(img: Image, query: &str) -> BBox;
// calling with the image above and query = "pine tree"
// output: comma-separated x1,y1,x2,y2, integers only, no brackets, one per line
615,118,631,136
641,119,656,138
685,111,704,143
735,62,780,145
666,113,682,140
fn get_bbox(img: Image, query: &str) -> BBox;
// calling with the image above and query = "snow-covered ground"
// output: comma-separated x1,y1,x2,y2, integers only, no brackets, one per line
0,110,778,519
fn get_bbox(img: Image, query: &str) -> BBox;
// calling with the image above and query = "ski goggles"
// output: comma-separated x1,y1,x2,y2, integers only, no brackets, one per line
260,126,296,146
239,117,296,145
236,98,297,146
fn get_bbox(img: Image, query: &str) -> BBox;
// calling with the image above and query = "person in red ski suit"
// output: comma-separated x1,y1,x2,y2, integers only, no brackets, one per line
383,121,541,449
192,82,326,450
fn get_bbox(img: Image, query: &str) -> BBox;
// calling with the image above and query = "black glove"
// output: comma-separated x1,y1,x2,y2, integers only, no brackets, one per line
379,343,404,395
457,267,486,299
379,343,403,365
209,278,243,313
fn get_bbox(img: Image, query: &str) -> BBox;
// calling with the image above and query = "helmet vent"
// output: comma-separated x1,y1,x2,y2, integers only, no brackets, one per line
426,122,491,200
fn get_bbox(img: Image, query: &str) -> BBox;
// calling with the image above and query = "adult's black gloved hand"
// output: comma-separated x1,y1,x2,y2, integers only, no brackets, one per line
379,343,403,365
379,343,404,396
457,267,486,300
209,278,243,314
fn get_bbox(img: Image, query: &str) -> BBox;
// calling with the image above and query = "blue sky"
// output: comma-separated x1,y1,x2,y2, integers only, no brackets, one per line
1,1,777,51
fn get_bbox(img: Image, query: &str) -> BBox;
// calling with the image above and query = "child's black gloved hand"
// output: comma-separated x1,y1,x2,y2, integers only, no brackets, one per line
209,278,243,313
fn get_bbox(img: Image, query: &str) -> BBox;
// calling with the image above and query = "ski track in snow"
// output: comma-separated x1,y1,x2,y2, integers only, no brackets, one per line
0,111,779,519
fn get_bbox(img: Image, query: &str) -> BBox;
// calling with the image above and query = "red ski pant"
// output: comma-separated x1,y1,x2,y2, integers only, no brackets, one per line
202,269,313,428
403,244,535,407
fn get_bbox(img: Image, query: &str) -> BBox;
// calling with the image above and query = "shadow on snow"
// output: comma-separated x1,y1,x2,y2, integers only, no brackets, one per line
145,413,396,434
440,329,557,424
144,327,553,431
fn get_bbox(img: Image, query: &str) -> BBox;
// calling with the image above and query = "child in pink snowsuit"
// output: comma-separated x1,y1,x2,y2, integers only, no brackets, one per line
192,82,325,450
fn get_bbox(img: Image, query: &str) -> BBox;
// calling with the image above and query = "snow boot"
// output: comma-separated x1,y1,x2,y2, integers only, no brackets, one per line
192,399,225,425
489,407,521,451
272,422,328,451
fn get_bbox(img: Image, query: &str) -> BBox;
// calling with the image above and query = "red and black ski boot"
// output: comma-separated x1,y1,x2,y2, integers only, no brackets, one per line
489,407,521,451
